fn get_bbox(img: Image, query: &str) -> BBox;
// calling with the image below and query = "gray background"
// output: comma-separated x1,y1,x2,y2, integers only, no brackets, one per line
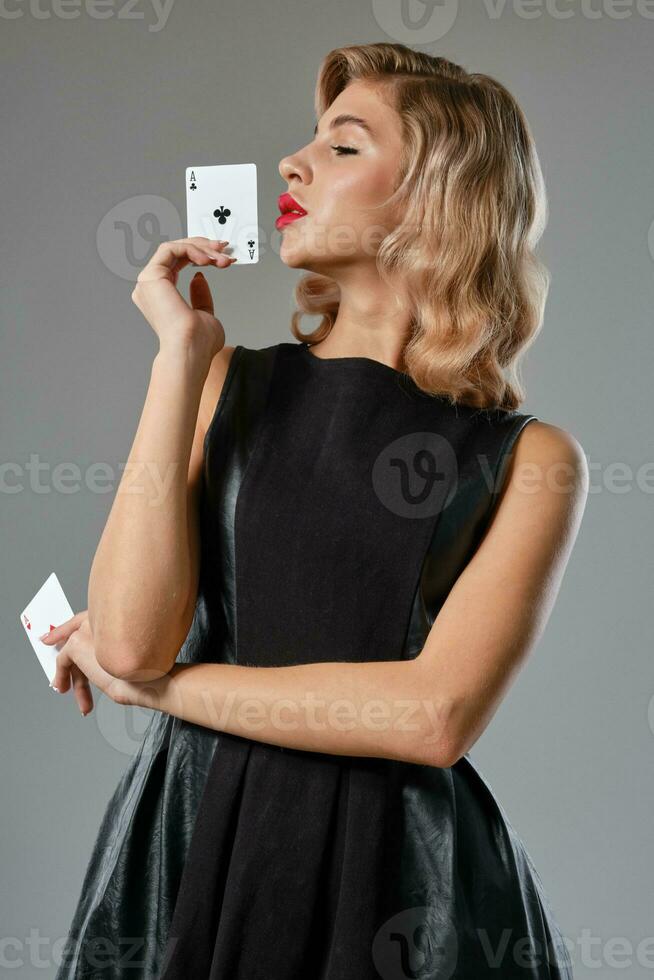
2,1,652,976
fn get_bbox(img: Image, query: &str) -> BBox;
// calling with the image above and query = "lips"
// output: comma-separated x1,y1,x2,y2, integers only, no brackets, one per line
278,192,308,216
276,192,308,231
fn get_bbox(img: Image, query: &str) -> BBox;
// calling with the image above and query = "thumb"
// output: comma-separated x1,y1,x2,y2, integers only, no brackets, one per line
189,271,215,315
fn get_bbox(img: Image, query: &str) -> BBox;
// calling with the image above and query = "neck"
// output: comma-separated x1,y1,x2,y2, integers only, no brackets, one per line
315,276,413,370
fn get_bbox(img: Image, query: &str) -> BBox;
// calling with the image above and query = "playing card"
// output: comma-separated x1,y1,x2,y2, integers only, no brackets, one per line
20,572,75,684
185,163,259,264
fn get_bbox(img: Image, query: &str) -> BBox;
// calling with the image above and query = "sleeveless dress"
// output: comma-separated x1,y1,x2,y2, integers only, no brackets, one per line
54,341,574,980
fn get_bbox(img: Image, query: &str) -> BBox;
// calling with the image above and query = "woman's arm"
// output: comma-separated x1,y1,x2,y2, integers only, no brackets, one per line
88,238,236,677
120,420,589,768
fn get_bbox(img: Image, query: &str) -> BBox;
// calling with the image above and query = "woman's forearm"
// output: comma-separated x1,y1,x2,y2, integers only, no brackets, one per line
88,345,210,675
124,656,458,768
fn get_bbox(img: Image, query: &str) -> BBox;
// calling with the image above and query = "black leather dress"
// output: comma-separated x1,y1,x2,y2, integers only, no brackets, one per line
55,341,574,979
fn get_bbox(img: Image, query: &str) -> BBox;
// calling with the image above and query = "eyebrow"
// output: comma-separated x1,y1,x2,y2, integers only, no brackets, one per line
313,114,375,138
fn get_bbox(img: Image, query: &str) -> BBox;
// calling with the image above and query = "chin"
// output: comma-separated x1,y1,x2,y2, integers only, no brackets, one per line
278,241,316,271
279,252,308,271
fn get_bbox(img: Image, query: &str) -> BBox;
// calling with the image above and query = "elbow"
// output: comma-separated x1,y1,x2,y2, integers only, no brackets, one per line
96,644,171,681
418,734,465,770
410,694,467,769
95,645,143,680
438,740,467,769
92,620,183,680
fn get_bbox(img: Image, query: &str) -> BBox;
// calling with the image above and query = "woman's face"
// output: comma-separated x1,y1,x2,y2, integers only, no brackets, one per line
277,79,405,276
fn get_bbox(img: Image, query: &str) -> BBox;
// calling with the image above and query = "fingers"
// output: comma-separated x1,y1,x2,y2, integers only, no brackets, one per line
51,649,73,695
40,610,86,648
50,654,93,717
136,238,236,284
184,239,237,271
189,272,215,315
70,664,94,717
185,237,238,266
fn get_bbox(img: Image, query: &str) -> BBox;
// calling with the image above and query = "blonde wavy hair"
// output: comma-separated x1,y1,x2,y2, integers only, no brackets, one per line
289,42,549,410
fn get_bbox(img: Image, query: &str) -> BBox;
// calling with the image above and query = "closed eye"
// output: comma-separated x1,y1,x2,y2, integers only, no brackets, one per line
331,145,358,155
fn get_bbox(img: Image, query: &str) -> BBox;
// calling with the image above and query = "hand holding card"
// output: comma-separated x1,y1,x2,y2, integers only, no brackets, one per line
20,572,75,684
19,574,95,713
20,575,131,715
131,237,229,360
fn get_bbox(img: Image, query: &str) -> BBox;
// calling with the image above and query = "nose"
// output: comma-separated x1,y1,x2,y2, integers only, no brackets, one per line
278,149,309,185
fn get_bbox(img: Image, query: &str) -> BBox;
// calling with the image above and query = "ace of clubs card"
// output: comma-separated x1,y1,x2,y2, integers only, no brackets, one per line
185,163,259,264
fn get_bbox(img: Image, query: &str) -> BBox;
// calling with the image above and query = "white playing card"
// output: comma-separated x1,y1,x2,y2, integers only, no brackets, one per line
185,163,259,264
20,572,75,684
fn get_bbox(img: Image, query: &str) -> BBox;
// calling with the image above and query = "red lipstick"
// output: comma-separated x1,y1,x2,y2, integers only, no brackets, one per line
276,192,308,231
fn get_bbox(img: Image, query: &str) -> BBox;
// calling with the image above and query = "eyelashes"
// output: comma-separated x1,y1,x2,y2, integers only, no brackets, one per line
331,145,358,155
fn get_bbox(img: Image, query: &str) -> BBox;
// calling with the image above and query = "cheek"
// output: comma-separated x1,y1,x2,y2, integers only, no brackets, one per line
319,168,395,229
360,171,395,208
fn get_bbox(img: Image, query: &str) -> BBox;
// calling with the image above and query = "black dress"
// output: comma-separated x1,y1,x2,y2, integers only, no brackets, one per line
55,341,574,980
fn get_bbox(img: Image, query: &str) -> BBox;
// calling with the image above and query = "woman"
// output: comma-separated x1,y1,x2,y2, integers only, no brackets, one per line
48,42,586,979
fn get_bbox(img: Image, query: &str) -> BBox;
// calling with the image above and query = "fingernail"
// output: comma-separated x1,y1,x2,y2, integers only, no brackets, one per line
40,631,50,641
51,685,60,693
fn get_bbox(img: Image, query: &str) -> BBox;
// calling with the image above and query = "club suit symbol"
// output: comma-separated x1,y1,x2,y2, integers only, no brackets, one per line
213,206,231,224
189,182,197,191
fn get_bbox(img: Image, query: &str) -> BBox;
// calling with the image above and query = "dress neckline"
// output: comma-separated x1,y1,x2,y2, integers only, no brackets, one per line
298,341,409,379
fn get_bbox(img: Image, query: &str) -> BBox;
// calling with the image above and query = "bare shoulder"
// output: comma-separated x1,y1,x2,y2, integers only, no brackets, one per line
493,418,589,546
197,344,239,438
514,418,587,468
